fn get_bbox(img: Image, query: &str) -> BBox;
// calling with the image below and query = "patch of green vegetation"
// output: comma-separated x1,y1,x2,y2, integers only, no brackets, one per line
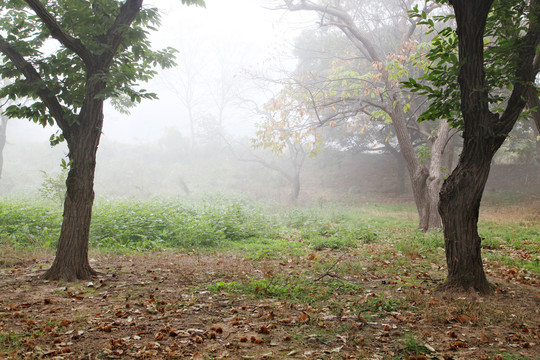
358,293,403,314
0,197,277,251
208,273,363,304
0,200,62,247
0,332,23,351
395,230,444,254
400,331,430,358
479,222,539,252
487,253,540,274
493,353,531,360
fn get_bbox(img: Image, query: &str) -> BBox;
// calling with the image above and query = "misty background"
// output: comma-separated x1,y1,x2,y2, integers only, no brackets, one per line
1,0,538,205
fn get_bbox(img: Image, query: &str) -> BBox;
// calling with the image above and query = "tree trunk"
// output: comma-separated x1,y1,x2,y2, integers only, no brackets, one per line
426,120,450,229
390,100,432,230
43,98,103,281
438,0,538,293
438,137,494,294
443,132,456,175
290,171,300,205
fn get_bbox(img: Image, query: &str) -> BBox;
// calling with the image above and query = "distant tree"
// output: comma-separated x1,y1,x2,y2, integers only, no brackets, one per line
166,38,204,152
527,87,540,163
0,0,204,281
420,0,539,293
280,0,452,231
238,93,315,204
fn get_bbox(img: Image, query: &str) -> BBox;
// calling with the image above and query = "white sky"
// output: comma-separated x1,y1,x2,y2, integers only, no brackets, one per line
7,0,316,144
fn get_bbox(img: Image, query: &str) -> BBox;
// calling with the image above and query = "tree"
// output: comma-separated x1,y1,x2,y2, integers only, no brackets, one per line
280,0,452,231
0,0,203,281
436,0,539,293
236,90,317,204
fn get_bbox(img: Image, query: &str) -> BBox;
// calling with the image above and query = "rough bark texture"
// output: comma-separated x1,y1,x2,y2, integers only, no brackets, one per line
426,120,449,230
42,88,104,280
439,0,539,293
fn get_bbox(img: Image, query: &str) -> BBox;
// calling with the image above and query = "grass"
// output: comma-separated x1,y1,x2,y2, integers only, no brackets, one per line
0,196,537,360
0,196,536,270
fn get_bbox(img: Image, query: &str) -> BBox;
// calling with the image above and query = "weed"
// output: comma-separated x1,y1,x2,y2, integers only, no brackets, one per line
401,331,429,357
0,332,23,351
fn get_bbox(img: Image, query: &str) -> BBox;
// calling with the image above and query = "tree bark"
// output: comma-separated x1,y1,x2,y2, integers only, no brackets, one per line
43,84,104,281
426,120,449,229
439,134,495,293
290,170,301,205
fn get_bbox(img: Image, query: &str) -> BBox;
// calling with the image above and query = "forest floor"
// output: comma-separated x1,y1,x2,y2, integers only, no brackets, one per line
0,202,538,360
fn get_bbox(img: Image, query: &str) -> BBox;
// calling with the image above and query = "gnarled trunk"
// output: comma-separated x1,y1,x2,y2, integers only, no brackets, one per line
391,99,445,231
438,136,494,294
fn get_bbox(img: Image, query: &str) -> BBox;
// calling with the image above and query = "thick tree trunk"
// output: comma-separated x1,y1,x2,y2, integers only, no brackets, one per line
438,137,494,294
439,0,538,293
439,0,496,294
426,120,450,229
43,99,103,281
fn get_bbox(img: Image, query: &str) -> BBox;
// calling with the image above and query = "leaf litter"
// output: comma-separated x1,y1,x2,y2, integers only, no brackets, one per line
0,248,538,359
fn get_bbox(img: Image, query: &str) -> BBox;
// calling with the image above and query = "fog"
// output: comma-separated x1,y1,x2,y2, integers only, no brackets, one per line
8,0,310,143
1,0,539,204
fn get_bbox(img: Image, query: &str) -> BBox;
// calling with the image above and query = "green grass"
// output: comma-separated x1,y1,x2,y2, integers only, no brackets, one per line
0,197,277,250
0,332,23,352
0,196,537,275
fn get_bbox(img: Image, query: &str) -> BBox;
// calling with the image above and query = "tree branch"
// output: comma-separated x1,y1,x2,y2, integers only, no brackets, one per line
98,0,143,68
24,0,94,67
498,0,540,135
0,36,68,130
283,0,381,62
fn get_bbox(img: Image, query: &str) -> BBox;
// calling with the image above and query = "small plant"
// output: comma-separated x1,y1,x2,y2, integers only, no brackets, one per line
401,331,429,357
0,332,23,351
207,280,236,293
39,163,69,205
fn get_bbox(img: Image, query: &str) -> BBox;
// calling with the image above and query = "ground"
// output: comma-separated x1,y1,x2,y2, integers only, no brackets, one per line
0,202,538,359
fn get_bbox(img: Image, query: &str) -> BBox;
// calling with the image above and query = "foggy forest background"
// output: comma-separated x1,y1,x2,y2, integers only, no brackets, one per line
0,0,538,206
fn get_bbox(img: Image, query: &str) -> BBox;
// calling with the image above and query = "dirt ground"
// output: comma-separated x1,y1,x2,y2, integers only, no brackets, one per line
0,245,539,360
